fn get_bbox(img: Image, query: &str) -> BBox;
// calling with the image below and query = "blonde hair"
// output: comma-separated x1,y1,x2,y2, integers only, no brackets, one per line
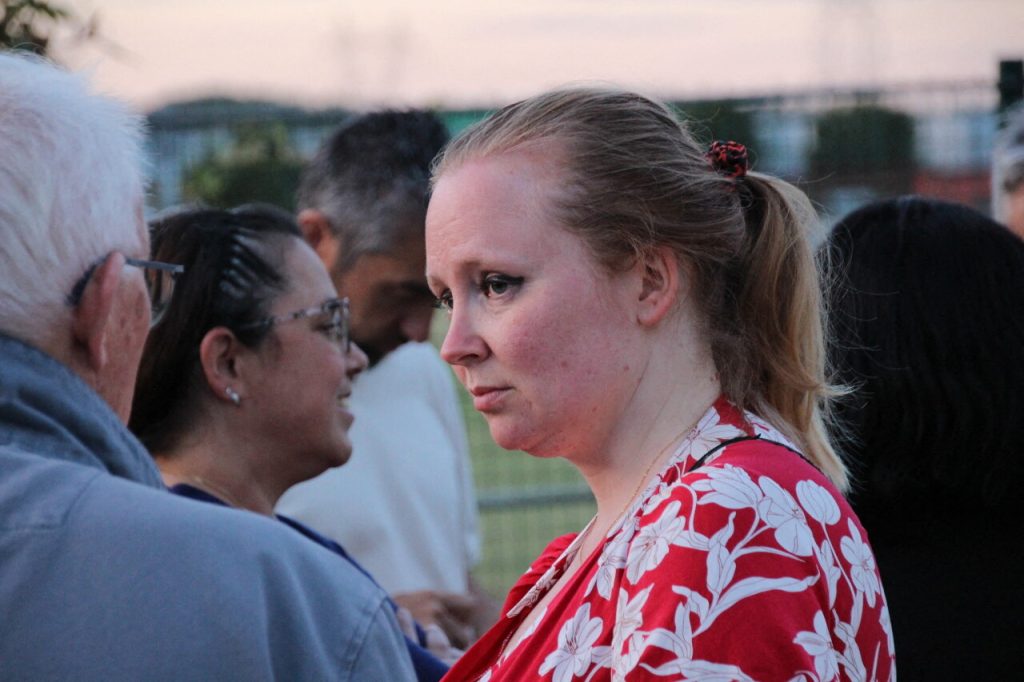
433,87,847,491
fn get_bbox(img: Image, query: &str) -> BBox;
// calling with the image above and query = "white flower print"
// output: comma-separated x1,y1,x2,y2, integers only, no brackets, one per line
671,585,711,625
643,602,696,667
588,518,634,600
692,465,763,510
705,512,737,595
796,479,841,526
509,559,563,618
510,532,588,617
747,413,799,451
483,403,893,682
879,602,894,654
615,585,652,643
672,526,712,553
642,478,676,515
641,657,756,681
758,476,814,556
834,619,867,681
682,407,746,462
539,603,604,682
626,501,686,584
591,644,614,671
611,632,646,682
793,611,840,681
840,519,881,608
713,575,818,622
609,586,652,680
814,538,842,609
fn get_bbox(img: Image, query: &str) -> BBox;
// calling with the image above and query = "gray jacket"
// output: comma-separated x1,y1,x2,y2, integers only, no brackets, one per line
0,334,415,681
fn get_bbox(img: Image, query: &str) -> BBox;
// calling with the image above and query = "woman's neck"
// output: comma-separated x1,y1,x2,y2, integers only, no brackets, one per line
156,424,285,516
574,332,721,527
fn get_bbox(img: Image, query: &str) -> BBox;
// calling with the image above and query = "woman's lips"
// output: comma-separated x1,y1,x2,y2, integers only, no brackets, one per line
335,393,354,420
469,385,511,412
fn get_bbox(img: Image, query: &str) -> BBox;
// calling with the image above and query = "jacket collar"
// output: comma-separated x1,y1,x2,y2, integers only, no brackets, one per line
0,333,163,488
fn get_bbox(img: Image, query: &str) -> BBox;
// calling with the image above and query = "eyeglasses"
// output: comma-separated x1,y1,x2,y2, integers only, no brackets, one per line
237,297,350,351
67,254,185,327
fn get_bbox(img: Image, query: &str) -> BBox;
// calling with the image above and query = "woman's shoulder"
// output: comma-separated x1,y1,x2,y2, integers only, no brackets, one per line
703,435,833,487
619,437,893,678
652,434,855,541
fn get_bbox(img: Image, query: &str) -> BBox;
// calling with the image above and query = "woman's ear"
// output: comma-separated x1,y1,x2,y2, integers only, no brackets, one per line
636,246,680,327
198,327,246,405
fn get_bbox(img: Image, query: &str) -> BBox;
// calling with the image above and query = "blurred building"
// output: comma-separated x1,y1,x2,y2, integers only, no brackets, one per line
145,79,998,225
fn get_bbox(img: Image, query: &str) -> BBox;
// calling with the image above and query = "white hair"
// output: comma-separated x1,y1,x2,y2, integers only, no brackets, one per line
992,104,1024,224
0,52,146,344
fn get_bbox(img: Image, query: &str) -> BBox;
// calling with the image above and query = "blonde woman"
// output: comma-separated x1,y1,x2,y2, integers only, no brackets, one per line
425,89,894,681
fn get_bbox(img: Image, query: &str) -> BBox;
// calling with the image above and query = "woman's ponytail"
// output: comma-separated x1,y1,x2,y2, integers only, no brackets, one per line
728,173,848,491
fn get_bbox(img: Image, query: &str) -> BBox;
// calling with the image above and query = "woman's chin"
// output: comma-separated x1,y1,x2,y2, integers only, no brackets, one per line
487,419,540,455
331,442,354,468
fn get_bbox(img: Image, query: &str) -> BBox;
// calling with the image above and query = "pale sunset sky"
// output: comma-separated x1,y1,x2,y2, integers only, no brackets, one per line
56,0,1023,112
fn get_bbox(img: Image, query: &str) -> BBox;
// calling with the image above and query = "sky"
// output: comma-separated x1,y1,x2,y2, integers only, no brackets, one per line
55,0,1024,113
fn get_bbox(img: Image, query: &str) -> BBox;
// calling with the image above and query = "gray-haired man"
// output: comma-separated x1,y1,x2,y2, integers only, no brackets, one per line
0,53,413,680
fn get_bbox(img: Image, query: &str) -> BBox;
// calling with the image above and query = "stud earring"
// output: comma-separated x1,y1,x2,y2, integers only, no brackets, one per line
225,386,241,406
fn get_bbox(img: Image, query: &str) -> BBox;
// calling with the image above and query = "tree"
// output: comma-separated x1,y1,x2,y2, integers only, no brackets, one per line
810,106,915,177
674,99,759,154
182,123,305,211
1,0,78,55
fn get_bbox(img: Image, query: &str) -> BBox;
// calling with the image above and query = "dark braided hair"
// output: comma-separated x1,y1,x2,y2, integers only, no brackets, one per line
129,204,302,453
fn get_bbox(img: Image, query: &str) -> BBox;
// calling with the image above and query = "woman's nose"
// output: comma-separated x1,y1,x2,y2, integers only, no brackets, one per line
439,305,487,367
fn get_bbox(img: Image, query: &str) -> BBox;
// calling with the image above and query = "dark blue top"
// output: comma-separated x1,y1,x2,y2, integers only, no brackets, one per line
170,483,449,682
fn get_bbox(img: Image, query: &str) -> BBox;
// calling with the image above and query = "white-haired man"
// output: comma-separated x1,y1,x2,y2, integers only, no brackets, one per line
993,105,1024,239
0,53,414,680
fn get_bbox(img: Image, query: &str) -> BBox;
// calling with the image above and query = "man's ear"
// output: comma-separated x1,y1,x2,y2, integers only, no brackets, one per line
198,327,246,405
636,246,680,327
71,253,122,372
297,209,342,270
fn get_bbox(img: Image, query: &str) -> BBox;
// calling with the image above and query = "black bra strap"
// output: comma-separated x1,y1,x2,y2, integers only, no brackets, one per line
687,435,818,475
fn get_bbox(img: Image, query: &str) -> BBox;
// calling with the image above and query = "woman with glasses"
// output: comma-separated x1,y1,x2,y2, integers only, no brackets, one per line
425,89,895,681
130,205,455,680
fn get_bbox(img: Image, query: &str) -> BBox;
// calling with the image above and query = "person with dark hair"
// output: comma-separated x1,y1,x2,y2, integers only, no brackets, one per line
295,109,450,365
277,110,494,645
426,87,894,680
823,196,1024,679
0,52,412,680
130,205,457,681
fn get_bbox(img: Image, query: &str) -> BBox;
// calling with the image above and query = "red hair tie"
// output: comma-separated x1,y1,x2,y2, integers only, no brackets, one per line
705,140,749,179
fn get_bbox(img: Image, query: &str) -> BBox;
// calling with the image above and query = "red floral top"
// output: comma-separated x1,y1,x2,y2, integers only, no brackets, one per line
444,398,895,681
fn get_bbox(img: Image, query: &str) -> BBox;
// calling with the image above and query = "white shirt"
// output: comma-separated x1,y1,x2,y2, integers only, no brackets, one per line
277,341,480,594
